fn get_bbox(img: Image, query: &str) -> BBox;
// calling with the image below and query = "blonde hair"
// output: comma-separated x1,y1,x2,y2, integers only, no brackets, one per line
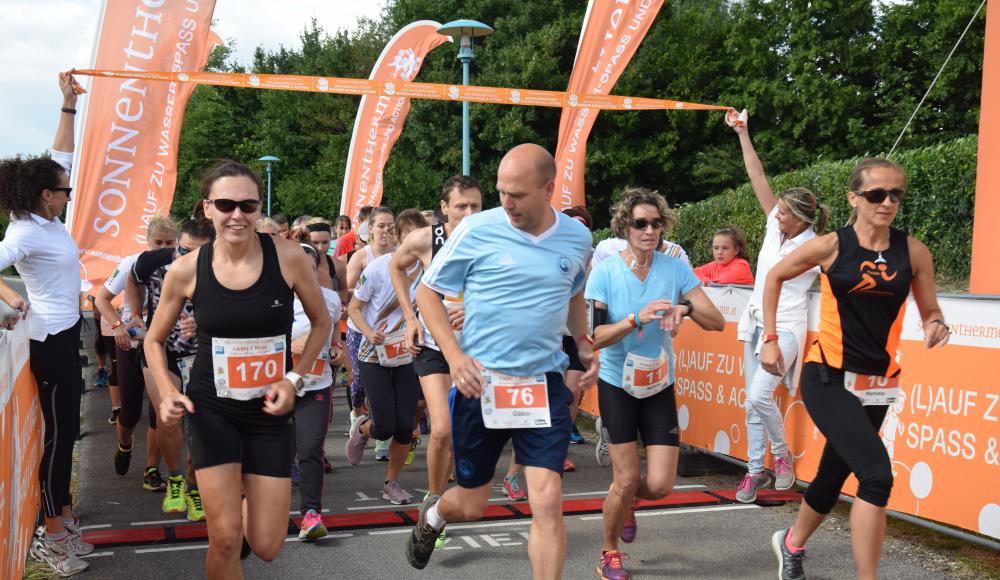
713,226,750,262
147,214,177,238
256,217,278,233
777,187,830,233
610,187,678,239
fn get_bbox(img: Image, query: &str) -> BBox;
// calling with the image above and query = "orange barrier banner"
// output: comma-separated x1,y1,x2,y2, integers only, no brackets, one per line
68,0,219,293
580,286,1000,541
971,0,1000,294
339,21,450,225
552,0,665,211
0,323,44,579
72,69,729,114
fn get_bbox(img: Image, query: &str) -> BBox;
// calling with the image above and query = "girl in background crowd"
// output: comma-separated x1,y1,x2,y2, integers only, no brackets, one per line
692,226,754,285
292,242,344,540
727,109,830,503
345,207,397,460
94,214,178,493
0,71,92,576
346,209,427,504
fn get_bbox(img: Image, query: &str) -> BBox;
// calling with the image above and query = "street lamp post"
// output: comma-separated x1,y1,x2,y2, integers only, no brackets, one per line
436,20,494,177
258,155,280,216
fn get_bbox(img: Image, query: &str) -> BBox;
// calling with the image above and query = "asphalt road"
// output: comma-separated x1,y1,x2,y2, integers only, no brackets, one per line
61,324,950,579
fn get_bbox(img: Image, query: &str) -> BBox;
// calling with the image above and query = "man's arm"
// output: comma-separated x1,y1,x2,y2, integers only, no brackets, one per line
390,226,431,348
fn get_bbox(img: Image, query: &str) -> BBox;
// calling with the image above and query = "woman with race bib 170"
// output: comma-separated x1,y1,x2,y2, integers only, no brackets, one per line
763,158,949,580
144,160,331,579
586,188,724,580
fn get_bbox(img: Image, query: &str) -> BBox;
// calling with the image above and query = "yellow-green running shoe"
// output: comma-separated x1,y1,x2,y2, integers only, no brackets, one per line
185,489,205,522
406,437,420,465
162,475,186,513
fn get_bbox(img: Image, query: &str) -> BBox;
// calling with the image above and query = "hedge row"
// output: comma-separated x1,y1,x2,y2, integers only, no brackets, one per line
594,136,978,287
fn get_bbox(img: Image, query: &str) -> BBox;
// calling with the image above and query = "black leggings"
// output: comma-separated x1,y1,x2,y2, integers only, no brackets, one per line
359,361,419,445
116,344,156,430
801,363,892,514
31,318,83,518
100,335,118,387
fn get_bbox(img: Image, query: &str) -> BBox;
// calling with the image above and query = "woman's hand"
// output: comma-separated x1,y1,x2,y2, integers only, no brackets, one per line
366,321,388,345
179,313,197,340
330,342,346,366
760,339,785,376
447,304,465,331
59,71,83,105
726,108,748,134
263,379,296,416
924,320,950,349
638,299,674,326
159,391,194,426
114,322,133,350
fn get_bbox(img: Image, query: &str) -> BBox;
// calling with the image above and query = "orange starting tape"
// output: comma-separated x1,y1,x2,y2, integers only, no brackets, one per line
72,69,729,112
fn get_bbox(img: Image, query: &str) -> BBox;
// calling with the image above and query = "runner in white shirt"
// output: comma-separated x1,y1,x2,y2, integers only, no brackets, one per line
0,71,92,577
726,109,831,503
94,215,178,492
345,207,397,462
346,209,428,505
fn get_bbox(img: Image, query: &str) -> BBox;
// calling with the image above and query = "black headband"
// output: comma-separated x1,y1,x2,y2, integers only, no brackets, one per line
306,223,331,233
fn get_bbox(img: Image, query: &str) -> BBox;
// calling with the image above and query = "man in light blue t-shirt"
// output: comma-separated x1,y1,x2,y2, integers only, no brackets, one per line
405,144,598,578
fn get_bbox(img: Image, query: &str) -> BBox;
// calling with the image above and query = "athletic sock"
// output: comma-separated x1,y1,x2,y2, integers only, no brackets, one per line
168,470,184,479
46,531,69,542
785,527,805,553
62,517,76,529
426,504,445,531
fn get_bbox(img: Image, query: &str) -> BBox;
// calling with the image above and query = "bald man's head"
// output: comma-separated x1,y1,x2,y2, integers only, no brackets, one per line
496,143,557,235
498,143,555,187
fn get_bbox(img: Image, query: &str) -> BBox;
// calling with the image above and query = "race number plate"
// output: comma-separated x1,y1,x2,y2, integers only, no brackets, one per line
211,336,285,400
480,370,550,429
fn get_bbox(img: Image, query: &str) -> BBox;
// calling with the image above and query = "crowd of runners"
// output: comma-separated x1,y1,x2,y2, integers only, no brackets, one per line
0,74,954,580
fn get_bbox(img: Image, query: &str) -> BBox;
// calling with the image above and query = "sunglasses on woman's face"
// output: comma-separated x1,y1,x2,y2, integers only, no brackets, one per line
51,187,72,201
855,188,904,204
630,218,665,231
206,198,260,213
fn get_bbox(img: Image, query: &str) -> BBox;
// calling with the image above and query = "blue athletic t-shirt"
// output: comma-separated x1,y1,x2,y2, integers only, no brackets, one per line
585,251,701,388
422,207,591,376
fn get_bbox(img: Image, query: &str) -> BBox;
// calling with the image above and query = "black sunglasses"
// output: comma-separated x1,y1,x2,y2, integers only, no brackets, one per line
631,218,665,231
51,186,72,200
206,198,260,213
855,188,904,204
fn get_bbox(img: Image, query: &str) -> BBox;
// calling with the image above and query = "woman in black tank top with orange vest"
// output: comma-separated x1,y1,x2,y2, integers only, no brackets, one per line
759,158,950,580
143,161,331,579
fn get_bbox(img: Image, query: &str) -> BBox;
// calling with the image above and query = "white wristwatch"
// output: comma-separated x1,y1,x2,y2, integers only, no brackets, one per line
285,372,305,397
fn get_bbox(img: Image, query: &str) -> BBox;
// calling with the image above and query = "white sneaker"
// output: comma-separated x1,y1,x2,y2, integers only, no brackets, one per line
29,535,90,577
64,519,95,556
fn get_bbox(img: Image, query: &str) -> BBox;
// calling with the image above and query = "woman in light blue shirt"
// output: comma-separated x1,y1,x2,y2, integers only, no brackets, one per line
585,188,724,580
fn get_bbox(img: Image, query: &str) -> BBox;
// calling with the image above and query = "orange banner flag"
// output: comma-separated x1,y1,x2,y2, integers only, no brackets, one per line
552,0,665,210
971,0,1000,294
339,21,450,225
68,0,220,293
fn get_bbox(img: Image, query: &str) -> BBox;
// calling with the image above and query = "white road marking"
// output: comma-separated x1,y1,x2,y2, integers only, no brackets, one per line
78,524,112,530
130,518,188,526
135,543,209,554
368,519,533,536
80,551,115,558
579,503,760,521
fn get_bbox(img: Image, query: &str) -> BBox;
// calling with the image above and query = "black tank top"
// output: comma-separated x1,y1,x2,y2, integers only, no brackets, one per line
431,223,447,258
806,226,912,376
189,233,294,401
